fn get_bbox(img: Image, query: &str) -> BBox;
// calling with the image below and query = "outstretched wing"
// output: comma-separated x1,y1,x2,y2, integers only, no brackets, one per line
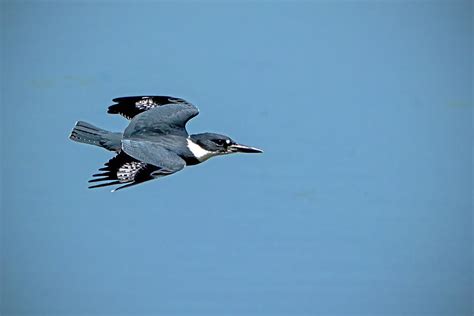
108,96,195,120
89,143,185,191
88,151,158,191
123,103,199,138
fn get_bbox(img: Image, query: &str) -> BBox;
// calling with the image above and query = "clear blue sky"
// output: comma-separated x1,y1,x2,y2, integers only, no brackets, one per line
1,1,472,315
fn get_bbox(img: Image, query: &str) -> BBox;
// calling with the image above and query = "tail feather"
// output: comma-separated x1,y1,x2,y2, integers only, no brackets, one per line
69,121,122,152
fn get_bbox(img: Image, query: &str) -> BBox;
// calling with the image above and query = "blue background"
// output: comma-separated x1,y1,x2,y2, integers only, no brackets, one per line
1,1,472,315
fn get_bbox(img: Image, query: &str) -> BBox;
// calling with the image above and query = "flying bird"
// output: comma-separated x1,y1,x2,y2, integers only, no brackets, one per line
69,96,263,191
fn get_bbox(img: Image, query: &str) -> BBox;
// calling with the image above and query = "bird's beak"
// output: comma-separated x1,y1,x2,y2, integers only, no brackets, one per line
228,143,263,153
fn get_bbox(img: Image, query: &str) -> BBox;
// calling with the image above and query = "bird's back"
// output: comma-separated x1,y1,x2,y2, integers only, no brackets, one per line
126,133,200,166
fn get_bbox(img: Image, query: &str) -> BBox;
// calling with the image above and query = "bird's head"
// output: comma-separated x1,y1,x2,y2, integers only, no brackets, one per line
189,133,263,158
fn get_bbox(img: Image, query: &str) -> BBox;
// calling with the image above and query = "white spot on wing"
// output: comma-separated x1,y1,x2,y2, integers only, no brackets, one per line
135,98,157,110
117,161,146,182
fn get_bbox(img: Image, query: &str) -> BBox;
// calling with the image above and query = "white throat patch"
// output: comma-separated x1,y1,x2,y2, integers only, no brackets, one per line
186,138,216,162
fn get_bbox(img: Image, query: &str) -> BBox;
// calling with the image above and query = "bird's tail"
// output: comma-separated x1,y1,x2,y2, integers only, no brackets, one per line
69,121,122,152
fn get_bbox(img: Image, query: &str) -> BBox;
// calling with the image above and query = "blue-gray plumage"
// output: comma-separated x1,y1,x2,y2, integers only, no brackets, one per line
69,96,263,191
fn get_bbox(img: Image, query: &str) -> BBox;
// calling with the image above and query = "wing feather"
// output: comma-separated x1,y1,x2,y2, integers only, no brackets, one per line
108,95,196,120
88,142,186,191
123,104,199,138
88,151,159,191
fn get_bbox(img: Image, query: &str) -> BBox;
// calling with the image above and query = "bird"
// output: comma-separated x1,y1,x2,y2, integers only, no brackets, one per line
69,95,263,191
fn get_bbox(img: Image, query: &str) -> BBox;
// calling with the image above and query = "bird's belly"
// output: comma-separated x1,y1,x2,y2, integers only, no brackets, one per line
181,156,201,166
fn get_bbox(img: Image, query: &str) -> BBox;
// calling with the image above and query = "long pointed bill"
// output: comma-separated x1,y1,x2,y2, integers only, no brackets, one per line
229,143,263,153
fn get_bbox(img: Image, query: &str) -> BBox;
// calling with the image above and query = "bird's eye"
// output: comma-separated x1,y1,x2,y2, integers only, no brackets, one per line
214,139,224,145
213,139,229,146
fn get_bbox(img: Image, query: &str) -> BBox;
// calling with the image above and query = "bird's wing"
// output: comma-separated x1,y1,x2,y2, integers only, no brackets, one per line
123,103,199,138
108,96,196,120
89,141,185,191
121,139,186,171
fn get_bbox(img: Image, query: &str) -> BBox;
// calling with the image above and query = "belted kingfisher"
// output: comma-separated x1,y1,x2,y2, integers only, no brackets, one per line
69,96,263,191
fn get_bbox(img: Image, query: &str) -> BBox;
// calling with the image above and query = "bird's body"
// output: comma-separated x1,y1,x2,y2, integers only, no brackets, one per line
70,96,262,191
